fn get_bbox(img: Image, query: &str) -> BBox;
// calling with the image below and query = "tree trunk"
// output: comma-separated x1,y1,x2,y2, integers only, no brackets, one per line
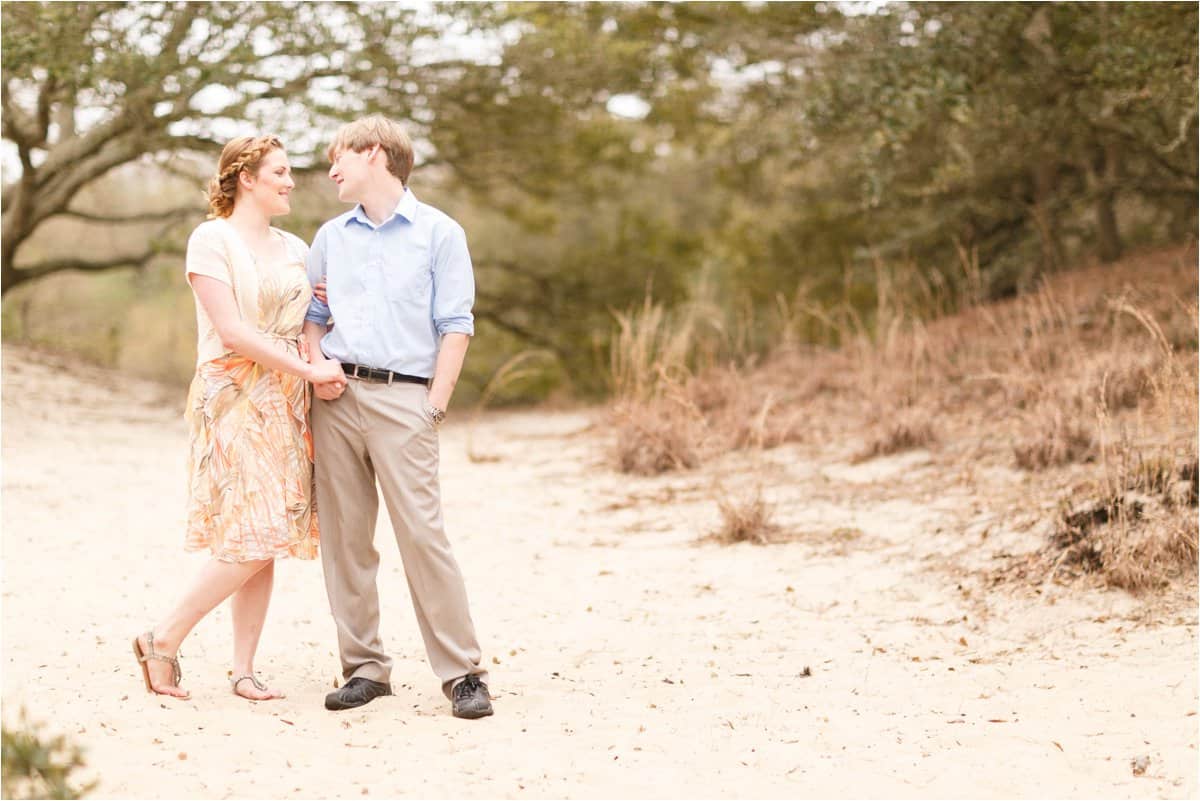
1093,142,1123,263
1094,191,1121,263
1031,160,1066,271
1,177,32,295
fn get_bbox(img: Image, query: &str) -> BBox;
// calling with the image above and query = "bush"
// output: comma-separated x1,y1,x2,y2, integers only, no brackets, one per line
1,713,96,800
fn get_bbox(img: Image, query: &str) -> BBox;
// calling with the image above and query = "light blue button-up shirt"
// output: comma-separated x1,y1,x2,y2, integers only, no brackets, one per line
304,189,475,378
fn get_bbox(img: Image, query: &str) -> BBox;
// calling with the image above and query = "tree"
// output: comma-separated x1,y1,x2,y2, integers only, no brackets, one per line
0,1,427,294
797,2,1198,294
368,2,841,376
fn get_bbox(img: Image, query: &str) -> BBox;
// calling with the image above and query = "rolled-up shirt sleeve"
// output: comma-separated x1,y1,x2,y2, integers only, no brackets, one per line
304,225,331,325
431,221,475,336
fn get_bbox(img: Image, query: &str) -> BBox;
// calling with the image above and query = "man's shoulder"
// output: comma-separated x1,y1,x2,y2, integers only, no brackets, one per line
316,209,359,238
413,198,464,233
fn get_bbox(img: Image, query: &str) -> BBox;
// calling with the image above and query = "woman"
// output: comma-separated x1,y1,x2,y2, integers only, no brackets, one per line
133,135,345,700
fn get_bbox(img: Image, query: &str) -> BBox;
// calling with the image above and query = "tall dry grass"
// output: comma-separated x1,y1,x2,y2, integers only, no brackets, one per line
608,245,1198,587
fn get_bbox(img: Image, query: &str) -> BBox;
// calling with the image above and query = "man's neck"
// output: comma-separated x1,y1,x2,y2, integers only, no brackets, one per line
357,179,407,226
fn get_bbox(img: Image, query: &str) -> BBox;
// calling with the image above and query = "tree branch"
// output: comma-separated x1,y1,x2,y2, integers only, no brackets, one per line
56,206,200,225
473,304,562,353
5,246,174,292
33,74,57,148
30,133,145,226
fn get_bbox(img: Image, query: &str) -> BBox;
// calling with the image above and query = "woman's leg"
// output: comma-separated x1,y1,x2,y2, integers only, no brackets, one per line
139,557,271,697
229,559,284,699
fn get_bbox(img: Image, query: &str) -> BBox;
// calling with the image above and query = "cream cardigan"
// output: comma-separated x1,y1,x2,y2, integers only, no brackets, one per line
184,218,308,365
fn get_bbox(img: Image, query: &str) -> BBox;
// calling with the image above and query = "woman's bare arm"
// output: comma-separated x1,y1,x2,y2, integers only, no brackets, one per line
191,274,344,384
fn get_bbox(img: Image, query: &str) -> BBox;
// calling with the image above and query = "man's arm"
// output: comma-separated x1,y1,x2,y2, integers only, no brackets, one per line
302,226,346,399
428,220,475,414
303,319,345,400
428,333,470,412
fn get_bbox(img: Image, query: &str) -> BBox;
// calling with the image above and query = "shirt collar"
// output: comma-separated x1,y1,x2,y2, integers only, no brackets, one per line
395,187,418,222
344,188,418,228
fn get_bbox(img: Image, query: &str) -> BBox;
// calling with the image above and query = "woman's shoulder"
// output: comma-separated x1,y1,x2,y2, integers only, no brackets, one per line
188,217,231,246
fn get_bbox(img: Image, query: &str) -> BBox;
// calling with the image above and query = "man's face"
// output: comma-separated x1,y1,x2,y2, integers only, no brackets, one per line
328,145,378,203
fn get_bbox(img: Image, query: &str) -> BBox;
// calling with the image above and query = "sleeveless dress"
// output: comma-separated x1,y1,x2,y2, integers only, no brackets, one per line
182,219,319,562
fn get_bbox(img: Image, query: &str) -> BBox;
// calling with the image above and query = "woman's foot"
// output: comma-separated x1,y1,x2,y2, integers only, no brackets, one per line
230,673,285,701
134,632,190,699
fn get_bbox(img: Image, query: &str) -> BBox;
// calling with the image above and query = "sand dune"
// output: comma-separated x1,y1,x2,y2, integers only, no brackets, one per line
1,344,1196,799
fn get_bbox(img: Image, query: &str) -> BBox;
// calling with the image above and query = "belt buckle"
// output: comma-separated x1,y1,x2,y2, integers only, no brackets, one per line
352,364,365,380
387,371,394,386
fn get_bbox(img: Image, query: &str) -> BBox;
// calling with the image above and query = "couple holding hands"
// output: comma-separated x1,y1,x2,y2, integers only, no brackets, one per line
132,115,492,720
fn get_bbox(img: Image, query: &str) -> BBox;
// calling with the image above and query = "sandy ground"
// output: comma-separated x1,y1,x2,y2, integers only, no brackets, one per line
1,342,1197,799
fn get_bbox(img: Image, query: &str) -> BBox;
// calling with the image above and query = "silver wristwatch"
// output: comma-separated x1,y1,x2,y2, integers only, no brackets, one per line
428,405,446,426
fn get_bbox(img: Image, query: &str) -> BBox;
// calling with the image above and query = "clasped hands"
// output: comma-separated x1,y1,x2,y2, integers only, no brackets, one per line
309,357,348,400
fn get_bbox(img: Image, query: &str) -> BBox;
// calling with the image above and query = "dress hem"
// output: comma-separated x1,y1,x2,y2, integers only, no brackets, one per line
184,541,319,563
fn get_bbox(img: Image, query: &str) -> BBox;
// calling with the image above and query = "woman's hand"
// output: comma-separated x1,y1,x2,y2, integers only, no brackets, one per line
307,358,345,385
310,357,347,401
313,278,328,304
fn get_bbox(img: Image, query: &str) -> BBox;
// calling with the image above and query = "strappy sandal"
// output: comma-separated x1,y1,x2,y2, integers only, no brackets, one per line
230,673,284,700
132,631,190,699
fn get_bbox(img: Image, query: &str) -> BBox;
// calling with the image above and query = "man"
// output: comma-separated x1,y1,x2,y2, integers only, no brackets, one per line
302,115,492,719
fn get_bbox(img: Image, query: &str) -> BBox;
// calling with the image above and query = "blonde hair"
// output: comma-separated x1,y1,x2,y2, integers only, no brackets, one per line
206,135,285,218
325,115,414,184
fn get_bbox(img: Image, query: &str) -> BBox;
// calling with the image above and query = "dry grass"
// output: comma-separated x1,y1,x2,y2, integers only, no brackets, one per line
1012,402,1097,470
1102,517,1199,592
613,398,705,475
1048,452,1199,593
710,482,781,545
853,411,938,463
608,245,1198,588
608,295,806,473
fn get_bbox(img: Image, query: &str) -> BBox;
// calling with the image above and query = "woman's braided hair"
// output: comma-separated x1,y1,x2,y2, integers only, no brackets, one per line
206,135,284,219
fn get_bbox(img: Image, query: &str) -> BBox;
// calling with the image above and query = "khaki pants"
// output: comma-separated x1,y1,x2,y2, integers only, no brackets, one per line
312,379,487,698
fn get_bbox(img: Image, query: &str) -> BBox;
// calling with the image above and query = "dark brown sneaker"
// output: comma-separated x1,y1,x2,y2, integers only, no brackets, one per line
451,674,493,719
324,677,392,711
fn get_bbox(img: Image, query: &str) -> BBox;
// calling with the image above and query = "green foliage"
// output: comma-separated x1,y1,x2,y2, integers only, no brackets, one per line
793,3,1198,288
1,713,96,800
3,2,1196,402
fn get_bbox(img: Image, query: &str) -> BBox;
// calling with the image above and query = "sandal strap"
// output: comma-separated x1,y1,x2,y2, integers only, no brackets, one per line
138,631,183,685
231,674,268,693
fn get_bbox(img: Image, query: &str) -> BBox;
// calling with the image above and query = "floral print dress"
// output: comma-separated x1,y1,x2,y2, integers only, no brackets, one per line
183,227,319,562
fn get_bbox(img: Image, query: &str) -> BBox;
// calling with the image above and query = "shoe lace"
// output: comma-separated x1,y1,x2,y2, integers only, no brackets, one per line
455,675,481,700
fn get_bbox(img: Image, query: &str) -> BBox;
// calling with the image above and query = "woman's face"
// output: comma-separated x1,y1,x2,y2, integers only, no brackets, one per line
242,148,294,217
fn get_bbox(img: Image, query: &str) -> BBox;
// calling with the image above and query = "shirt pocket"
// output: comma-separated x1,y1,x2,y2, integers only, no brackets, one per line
385,256,433,305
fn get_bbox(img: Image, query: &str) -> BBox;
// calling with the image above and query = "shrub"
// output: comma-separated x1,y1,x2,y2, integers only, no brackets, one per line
1,713,96,800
